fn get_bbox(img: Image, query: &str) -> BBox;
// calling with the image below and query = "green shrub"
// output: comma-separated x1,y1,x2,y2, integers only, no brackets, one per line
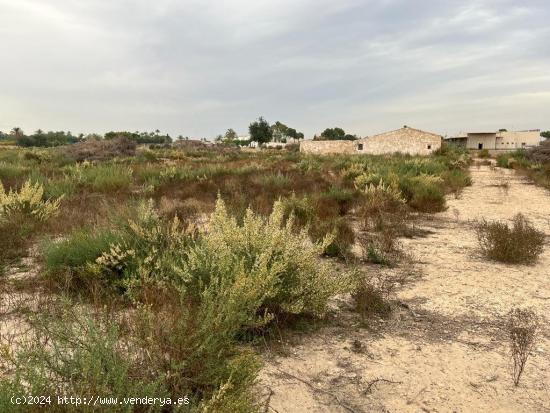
441,169,472,195
496,151,530,169
400,174,446,212
362,181,405,213
79,163,133,192
44,176,78,198
0,179,62,222
0,308,167,413
184,198,344,317
259,172,290,189
475,214,545,264
478,148,490,158
311,218,355,259
297,157,321,172
496,153,510,168
61,198,346,320
0,218,36,274
0,161,28,179
353,172,381,189
341,163,366,181
64,161,133,192
319,186,355,215
281,193,315,227
42,228,122,281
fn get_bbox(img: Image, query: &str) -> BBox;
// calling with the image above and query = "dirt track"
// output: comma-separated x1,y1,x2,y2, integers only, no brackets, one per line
260,164,550,413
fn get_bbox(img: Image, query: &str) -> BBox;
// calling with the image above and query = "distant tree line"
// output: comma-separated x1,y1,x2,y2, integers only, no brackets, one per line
3,127,173,147
15,130,80,147
104,130,172,144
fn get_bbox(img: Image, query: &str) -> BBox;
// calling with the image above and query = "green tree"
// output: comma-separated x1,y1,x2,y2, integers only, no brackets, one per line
286,127,297,139
224,128,238,142
271,121,304,142
271,121,288,142
249,117,272,144
320,127,345,140
10,127,23,138
317,127,357,141
541,131,550,139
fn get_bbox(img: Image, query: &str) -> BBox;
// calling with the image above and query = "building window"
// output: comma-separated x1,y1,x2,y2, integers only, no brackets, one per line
357,143,363,151
427,145,431,150
522,142,526,146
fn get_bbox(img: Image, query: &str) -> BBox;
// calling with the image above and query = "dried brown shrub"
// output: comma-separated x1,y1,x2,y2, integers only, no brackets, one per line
507,308,538,386
358,230,403,267
526,140,550,163
64,137,136,162
475,214,545,264
352,272,393,319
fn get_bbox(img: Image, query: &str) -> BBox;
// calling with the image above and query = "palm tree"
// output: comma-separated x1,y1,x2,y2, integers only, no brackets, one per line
11,127,22,137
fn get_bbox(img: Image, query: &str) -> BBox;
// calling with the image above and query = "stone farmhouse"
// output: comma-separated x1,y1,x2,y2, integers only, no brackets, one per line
445,129,541,150
300,126,442,156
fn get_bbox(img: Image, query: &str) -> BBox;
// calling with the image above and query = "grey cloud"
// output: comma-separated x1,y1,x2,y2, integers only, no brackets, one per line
0,0,548,137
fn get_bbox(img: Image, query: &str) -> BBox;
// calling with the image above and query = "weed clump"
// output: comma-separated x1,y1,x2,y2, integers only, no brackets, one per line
358,231,403,267
475,214,545,264
351,272,394,320
507,308,539,386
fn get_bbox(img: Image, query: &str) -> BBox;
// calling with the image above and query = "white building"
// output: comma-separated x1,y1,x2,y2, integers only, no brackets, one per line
237,135,257,148
445,129,541,150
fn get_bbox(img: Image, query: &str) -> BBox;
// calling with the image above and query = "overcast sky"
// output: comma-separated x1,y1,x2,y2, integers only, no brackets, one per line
1,0,549,138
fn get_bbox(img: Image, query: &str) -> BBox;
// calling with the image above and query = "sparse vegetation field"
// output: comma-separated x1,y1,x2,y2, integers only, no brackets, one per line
0,142,479,411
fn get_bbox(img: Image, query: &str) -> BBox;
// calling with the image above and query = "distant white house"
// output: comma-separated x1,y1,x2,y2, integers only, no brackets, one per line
237,135,257,148
445,129,541,150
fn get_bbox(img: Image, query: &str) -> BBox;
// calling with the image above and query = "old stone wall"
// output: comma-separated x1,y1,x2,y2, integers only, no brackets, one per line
299,140,355,155
300,127,442,156
356,134,441,155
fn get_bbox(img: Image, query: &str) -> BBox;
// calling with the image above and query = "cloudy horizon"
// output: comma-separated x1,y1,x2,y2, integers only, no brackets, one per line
1,0,549,139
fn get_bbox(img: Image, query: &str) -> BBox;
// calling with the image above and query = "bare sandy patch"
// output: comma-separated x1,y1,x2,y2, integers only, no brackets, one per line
260,165,550,413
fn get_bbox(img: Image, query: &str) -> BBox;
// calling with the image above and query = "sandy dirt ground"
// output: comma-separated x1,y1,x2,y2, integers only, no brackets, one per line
259,164,550,413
